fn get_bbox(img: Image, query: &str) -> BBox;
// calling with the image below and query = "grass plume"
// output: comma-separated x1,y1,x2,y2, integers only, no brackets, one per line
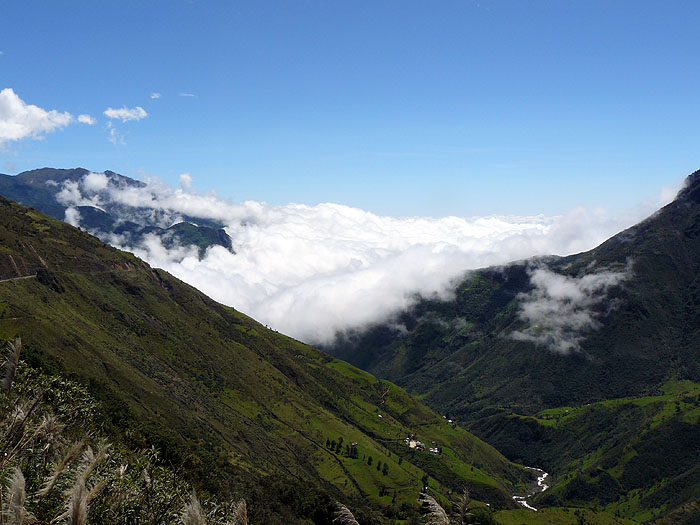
7,467,27,525
68,477,87,525
182,492,206,525
38,439,85,497
452,486,475,525
78,442,110,483
420,493,450,525
229,498,248,525
333,502,359,525
2,337,21,392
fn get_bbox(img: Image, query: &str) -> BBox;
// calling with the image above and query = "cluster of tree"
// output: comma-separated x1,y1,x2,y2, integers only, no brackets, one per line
326,436,359,459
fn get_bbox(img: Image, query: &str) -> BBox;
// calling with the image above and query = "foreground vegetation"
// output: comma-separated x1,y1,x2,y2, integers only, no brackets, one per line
0,338,248,524
0,338,520,524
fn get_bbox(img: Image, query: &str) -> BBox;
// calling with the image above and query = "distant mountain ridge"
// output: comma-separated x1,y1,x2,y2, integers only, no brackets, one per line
0,167,233,256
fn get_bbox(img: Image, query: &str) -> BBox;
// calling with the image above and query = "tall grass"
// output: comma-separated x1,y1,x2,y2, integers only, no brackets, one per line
333,502,360,524
420,493,450,525
2,338,21,392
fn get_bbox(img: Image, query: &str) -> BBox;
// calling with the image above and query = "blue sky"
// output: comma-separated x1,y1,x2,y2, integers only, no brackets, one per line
1,0,699,216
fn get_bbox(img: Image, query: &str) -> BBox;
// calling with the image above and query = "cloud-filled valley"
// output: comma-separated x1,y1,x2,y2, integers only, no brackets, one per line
54,171,673,344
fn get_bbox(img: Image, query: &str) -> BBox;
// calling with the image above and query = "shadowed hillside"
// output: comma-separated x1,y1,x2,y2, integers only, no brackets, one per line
328,170,700,522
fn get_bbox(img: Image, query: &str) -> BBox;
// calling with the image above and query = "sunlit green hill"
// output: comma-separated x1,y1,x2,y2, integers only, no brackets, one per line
0,195,528,522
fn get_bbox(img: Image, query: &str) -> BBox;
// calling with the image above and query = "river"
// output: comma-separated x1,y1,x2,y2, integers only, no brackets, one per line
512,466,549,511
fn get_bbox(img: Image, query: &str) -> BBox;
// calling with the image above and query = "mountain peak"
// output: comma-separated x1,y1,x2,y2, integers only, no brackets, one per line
676,168,700,202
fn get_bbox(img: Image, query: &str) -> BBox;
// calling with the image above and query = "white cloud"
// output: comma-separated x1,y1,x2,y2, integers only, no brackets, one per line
53,172,662,345
103,106,148,122
64,206,81,227
77,114,96,125
106,122,125,146
150,93,161,99
178,93,196,98
658,183,681,206
55,173,107,207
179,173,192,189
0,88,74,144
56,180,85,206
511,264,632,353
82,172,109,192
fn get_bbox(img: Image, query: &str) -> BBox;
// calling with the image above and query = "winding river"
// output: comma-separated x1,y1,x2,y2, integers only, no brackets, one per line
512,467,549,511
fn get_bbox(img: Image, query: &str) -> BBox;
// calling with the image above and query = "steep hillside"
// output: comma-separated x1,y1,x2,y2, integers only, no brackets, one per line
328,170,700,521
0,195,527,522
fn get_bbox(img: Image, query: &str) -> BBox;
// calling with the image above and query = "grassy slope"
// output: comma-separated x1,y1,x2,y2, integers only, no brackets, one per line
494,507,635,525
501,380,700,523
0,195,526,514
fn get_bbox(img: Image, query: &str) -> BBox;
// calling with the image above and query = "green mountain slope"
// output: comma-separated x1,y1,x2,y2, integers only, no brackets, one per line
476,379,700,522
328,170,700,520
0,195,528,522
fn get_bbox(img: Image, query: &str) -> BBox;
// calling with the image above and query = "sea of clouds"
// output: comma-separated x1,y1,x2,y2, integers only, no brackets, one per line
54,172,677,346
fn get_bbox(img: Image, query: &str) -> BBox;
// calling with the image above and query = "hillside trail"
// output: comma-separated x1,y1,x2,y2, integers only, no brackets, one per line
0,264,141,285
0,274,36,284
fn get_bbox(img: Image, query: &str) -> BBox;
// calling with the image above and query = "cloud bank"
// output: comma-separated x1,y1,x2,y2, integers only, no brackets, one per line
511,263,632,353
54,172,669,344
